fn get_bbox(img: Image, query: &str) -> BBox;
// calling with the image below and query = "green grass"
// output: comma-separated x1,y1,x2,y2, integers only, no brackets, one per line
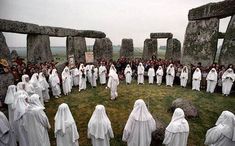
45,80,235,146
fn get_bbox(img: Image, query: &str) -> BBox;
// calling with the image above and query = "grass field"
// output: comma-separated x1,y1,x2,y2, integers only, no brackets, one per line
44,80,235,146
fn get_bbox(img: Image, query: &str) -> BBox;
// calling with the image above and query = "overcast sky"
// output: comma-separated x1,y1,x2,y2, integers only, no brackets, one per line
0,0,231,47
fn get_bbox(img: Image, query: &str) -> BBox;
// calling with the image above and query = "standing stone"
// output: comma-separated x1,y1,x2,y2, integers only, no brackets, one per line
11,50,18,60
0,32,11,64
93,38,113,62
0,73,14,102
142,39,158,60
166,38,181,61
219,15,235,66
120,39,134,58
27,34,53,64
66,36,87,63
181,18,219,66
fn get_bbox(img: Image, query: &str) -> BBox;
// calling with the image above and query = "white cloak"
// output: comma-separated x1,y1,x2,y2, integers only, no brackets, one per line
156,67,163,85
148,68,155,84
88,105,114,146
55,103,79,146
180,66,188,87
124,65,132,84
107,70,119,100
137,63,145,84
222,69,235,95
49,69,61,96
206,68,218,93
122,99,156,146
99,65,107,84
192,68,201,91
163,108,189,146
166,64,175,86
62,67,72,95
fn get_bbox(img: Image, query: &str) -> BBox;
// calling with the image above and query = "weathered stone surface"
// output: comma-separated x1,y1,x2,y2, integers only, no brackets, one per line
0,73,14,101
142,39,158,60
0,19,106,38
150,117,166,146
171,98,198,118
93,38,113,62
150,33,173,39
10,50,18,60
166,38,181,61
181,18,219,66
0,32,11,64
188,0,235,21
120,39,134,58
56,62,67,75
219,15,235,66
27,34,53,64
66,36,87,63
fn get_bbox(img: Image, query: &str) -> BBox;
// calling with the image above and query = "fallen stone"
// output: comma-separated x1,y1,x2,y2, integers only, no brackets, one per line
188,0,235,21
170,98,198,118
151,117,166,146
219,15,235,66
93,38,113,62
120,39,134,58
181,18,219,67
150,33,173,39
27,34,53,64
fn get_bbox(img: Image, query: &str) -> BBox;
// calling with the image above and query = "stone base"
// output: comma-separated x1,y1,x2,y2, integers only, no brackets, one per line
120,39,134,58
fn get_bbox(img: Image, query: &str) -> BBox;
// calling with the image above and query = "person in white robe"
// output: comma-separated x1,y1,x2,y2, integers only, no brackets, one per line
204,111,235,146
107,69,119,100
91,65,98,87
148,66,155,84
15,82,29,99
3,85,17,146
180,66,188,88
88,105,114,146
78,64,87,92
192,68,201,91
166,64,175,87
156,66,164,85
62,66,72,95
124,64,132,84
163,108,189,146
222,68,235,96
30,73,44,104
99,62,107,85
49,69,61,98
55,103,79,146
13,93,29,146
24,94,51,146
122,99,156,146
38,72,50,102
22,74,35,96
206,68,218,93
137,63,145,84
86,64,93,84
71,67,80,86
0,111,12,146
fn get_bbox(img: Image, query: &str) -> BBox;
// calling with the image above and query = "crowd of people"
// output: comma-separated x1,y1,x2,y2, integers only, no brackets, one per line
0,56,235,146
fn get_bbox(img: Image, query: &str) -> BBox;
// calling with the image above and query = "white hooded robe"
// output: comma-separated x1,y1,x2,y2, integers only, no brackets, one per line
206,68,218,93
124,65,132,84
49,69,61,97
122,99,156,146
222,68,235,95
137,63,145,84
55,103,79,146
99,65,107,84
192,68,201,91
88,105,114,146
107,69,119,100
166,64,175,87
148,67,155,84
62,67,72,95
180,66,188,87
156,66,164,85
205,111,235,146
163,108,189,146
